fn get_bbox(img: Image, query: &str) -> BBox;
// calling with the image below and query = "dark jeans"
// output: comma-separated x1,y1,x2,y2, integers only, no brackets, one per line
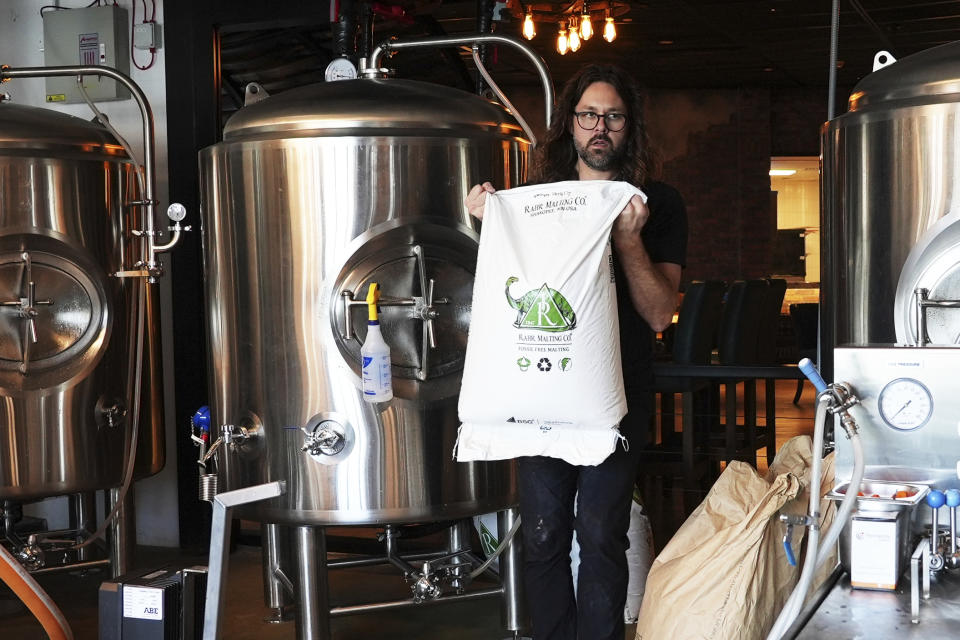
517,397,651,640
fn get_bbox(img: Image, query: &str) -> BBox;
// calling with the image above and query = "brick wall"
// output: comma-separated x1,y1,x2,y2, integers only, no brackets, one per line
649,89,773,283
771,88,831,156
501,82,832,287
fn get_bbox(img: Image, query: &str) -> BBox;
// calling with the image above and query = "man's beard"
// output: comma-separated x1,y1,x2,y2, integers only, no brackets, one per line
574,133,625,172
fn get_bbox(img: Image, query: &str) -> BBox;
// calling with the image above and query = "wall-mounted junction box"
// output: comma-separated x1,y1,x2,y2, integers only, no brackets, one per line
42,5,129,104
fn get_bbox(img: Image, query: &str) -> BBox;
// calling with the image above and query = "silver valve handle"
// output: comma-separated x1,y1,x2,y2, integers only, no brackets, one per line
339,244,448,381
413,244,435,380
1,251,53,373
928,490,946,570
301,425,346,457
913,287,960,347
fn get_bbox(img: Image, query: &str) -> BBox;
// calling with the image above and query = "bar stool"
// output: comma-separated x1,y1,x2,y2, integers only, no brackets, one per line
638,280,725,516
712,279,767,465
790,302,819,404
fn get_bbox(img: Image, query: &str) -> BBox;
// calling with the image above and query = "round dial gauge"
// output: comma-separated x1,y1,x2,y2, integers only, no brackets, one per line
325,57,358,82
878,378,933,431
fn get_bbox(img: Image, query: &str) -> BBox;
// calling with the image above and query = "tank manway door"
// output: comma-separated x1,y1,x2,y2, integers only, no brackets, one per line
333,223,477,386
0,237,109,390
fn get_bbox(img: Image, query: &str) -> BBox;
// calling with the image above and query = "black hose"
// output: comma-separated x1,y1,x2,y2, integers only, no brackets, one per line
475,0,495,95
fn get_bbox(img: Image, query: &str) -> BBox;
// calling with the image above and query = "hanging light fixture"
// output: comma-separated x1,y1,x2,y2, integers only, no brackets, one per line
569,16,582,51
603,9,617,43
557,20,569,55
580,2,593,40
522,12,536,40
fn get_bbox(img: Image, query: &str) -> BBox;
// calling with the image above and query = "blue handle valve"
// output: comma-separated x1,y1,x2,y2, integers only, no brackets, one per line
798,358,828,394
191,406,211,434
945,489,960,509
783,537,797,567
927,489,947,509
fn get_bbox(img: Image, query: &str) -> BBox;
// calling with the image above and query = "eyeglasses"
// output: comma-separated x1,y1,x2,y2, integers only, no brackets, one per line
574,111,627,132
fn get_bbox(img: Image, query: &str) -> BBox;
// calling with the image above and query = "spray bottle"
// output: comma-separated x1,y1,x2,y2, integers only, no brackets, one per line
361,282,393,402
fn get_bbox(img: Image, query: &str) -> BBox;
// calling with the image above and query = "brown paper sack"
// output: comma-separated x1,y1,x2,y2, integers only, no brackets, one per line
635,436,835,640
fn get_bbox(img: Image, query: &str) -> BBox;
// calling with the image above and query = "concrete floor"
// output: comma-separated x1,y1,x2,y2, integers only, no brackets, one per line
1,541,637,640
1,380,815,640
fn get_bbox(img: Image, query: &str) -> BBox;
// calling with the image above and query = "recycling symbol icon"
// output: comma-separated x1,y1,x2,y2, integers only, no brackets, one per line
537,357,552,372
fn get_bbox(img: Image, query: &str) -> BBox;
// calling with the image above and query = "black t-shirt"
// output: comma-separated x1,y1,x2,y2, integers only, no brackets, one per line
614,180,688,397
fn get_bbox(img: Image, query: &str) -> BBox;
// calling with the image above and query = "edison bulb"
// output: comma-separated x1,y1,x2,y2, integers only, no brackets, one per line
603,17,616,42
580,13,593,40
522,13,536,40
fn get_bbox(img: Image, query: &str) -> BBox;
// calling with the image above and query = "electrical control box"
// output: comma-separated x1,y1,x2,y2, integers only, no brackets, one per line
99,566,207,640
42,5,129,104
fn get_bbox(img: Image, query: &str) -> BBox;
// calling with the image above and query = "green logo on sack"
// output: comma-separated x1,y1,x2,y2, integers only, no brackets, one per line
560,357,572,371
517,356,531,371
479,521,498,557
505,277,577,332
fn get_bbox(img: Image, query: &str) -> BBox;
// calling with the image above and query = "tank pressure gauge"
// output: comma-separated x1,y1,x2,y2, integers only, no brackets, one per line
325,57,358,82
167,202,187,222
878,377,933,431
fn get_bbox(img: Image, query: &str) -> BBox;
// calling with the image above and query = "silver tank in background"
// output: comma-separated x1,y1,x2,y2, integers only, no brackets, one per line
0,104,164,500
199,78,525,525
822,41,960,360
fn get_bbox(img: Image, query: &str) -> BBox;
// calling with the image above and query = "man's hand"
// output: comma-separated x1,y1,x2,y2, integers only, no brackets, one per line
612,194,649,240
465,182,496,220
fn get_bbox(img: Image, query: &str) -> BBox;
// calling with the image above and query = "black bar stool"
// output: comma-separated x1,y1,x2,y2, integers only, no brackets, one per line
638,280,725,516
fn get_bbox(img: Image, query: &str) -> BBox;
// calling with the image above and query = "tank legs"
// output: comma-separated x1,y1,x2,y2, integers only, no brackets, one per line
294,525,331,640
107,486,135,577
68,491,97,562
447,518,471,590
262,523,294,622
498,507,526,635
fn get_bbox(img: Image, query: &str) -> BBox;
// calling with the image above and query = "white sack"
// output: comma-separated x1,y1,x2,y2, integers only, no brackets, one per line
456,180,645,466
569,492,655,623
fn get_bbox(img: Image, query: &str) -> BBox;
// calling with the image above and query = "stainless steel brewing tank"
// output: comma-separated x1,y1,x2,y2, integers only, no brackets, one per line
822,41,960,360
0,104,164,501
199,78,526,524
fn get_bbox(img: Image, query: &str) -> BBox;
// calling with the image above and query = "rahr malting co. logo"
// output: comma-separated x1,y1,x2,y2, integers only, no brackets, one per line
504,276,577,332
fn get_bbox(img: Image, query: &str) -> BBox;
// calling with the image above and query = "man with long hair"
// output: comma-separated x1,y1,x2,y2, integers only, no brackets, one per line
465,63,687,639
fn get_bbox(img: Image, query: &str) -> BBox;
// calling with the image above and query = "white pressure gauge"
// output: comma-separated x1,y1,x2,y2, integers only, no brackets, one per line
878,377,934,431
325,57,358,82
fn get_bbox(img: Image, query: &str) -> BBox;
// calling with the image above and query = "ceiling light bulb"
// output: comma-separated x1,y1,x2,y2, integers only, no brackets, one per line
580,13,593,40
569,27,581,52
522,13,536,40
603,17,616,43
557,23,569,55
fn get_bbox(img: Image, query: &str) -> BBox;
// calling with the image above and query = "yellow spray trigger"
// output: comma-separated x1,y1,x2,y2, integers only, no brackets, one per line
366,282,381,322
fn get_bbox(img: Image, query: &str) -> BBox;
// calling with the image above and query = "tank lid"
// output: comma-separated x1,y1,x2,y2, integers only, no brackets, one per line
0,103,125,156
849,41,960,111
222,78,524,140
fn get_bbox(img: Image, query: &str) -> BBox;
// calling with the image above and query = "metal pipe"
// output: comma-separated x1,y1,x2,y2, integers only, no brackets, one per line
329,587,503,616
294,526,331,640
367,34,554,127
0,65,170,273
107,486,135,578
383,525,419,576
827,0,839,120
447,520,470,588
29,558,111,575
915,288,929,346
326,551,448,570
950,504,958,559
68,493,97,562
261,523,291,619
498,507,524,634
